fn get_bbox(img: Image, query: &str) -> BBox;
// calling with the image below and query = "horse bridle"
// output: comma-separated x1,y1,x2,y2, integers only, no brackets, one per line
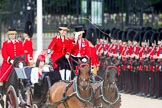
99,80,120,105
78,77,90,91
46,76,94,108
95,66,120,106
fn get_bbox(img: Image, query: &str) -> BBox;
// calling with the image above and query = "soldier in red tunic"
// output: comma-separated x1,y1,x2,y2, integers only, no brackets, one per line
126,29,136,93
131,31,140,94
148,32,158,97
155,32,162,98
47,24,71,80
0,28,24,95
142,30,153,96
138,31,147,95
23,21,33,66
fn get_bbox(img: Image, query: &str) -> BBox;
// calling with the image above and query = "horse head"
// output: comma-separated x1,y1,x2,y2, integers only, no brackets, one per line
77,57,91,91
93,60,121,107
46,57,94,108
104,66,118,92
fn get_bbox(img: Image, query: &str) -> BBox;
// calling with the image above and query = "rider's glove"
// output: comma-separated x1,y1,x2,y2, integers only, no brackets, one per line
10,60,14,64
8,58,14,64
65,54,70,59
47,49,51,54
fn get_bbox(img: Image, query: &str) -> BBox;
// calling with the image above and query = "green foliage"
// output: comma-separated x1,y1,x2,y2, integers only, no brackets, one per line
150,0,161,4
0,0,8,10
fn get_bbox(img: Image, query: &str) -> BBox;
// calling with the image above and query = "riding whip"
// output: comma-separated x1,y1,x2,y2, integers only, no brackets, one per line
66,57,75,75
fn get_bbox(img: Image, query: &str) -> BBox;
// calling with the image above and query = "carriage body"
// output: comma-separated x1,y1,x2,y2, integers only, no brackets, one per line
22,64,54,107
0,55,54,108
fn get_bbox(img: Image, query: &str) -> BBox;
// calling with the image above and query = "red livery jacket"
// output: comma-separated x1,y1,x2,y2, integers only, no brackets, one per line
0,40,24,82
70,38,90,58
23,38,33,64
48,36,70,69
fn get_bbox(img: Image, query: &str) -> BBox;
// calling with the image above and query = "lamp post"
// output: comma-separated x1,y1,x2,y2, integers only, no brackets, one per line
34,0,43,61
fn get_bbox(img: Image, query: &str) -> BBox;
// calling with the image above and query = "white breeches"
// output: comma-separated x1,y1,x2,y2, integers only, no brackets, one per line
59,69,71,81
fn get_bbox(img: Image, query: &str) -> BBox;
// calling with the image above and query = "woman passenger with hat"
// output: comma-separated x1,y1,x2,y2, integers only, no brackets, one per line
30,53,46,85
47,24,71,81
0,28,24,96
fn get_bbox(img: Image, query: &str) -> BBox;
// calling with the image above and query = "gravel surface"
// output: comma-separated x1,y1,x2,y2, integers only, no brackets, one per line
120,93,162,108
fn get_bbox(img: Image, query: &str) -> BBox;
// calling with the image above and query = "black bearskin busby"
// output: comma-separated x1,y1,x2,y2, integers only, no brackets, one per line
24,21,33,38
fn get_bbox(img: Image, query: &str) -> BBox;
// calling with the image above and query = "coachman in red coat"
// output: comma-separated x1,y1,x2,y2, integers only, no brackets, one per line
48,24,71,80
0,28,24,94
70,25,91,75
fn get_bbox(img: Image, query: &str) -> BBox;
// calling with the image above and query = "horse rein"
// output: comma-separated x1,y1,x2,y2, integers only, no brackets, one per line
46,76,94,107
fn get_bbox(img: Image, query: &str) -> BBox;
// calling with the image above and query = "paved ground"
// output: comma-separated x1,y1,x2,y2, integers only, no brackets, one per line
0,93,161,108
120,93,162,108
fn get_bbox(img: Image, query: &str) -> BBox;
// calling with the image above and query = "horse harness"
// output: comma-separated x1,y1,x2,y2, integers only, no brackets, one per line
47,76,94,108
94,81,120,108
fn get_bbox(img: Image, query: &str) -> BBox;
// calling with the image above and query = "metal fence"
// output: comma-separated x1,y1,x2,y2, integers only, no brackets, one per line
0,0,162,49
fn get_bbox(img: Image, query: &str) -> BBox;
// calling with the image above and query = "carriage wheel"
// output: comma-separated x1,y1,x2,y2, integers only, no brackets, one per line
6,85,19,108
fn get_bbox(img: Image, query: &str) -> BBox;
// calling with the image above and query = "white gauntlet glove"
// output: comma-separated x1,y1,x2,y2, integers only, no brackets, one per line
47,49,52,54
10,60,14,64
65,54,70,59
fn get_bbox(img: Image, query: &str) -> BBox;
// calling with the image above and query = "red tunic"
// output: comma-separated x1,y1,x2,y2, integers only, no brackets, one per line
23,38,33,64
149,46,156,71
89,45,99,67
0,40,24,82
95,43,106,55
111,44,118,54
48,36,70,69
121,46,127,70
138,46,145,71
156,46,162,71
70,38,90,58
127,45,133,70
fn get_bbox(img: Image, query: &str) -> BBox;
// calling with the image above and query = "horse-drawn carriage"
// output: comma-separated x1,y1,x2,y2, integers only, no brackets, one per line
46,57,121,108
0,54,121,108
0,55,55,108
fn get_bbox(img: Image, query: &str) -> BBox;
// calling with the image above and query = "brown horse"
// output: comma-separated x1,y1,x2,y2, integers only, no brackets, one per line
46,58,94,108
94,66,121,108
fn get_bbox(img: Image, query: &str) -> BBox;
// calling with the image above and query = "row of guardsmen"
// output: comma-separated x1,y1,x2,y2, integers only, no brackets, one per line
95,27,162,99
